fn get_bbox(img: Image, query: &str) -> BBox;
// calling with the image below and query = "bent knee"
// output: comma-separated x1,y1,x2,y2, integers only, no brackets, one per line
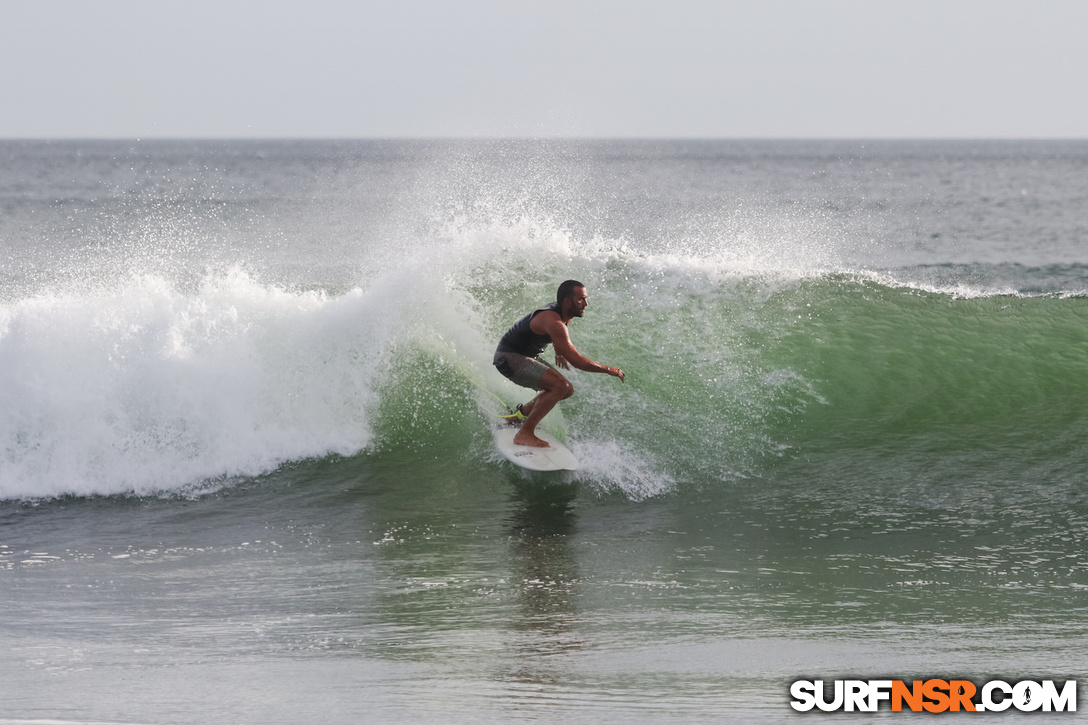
540,369,575,399
558,379,574,399
542,376,574,400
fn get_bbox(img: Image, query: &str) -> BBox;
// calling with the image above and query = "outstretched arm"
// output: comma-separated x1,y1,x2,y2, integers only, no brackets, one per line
538,313,625,382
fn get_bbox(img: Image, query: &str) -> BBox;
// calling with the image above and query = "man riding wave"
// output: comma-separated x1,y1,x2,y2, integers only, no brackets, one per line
493,280,625,448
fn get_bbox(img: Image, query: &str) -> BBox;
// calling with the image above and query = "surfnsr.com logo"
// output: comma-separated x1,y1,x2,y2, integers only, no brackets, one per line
790,679,1077,713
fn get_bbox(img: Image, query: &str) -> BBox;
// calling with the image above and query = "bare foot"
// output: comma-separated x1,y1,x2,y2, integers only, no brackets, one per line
512,430,550,448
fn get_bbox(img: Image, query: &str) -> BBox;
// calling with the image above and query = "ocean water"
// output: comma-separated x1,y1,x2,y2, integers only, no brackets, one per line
2,139,1087,723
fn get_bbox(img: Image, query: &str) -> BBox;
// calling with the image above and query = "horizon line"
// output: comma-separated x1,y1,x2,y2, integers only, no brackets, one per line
3,135,1087,143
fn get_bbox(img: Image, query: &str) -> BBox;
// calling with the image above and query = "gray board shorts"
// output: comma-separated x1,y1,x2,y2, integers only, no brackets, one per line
493,351,556,391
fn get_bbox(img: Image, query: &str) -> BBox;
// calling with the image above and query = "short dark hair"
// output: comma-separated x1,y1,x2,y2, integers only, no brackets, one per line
557,279,585,307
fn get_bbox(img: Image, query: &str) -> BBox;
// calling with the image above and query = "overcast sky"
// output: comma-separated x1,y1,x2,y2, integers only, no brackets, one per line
2,0,1085,139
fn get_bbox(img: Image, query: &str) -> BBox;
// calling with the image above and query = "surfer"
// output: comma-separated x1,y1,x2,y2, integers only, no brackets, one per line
493,280,625,448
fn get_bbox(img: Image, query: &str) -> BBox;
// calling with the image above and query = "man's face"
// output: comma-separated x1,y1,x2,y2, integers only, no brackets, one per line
567,286,588,317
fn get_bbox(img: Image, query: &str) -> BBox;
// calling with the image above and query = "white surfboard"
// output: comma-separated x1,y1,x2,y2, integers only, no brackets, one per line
492,426,579,471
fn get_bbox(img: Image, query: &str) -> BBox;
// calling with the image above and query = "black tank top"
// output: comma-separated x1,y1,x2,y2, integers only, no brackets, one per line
496,302,558,357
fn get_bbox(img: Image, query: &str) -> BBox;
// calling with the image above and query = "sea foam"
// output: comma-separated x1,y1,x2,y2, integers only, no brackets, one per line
0,269,389,499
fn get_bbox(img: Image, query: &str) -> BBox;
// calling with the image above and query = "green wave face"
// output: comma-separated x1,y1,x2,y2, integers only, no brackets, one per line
370,253,1088,499
757,279,1088,444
